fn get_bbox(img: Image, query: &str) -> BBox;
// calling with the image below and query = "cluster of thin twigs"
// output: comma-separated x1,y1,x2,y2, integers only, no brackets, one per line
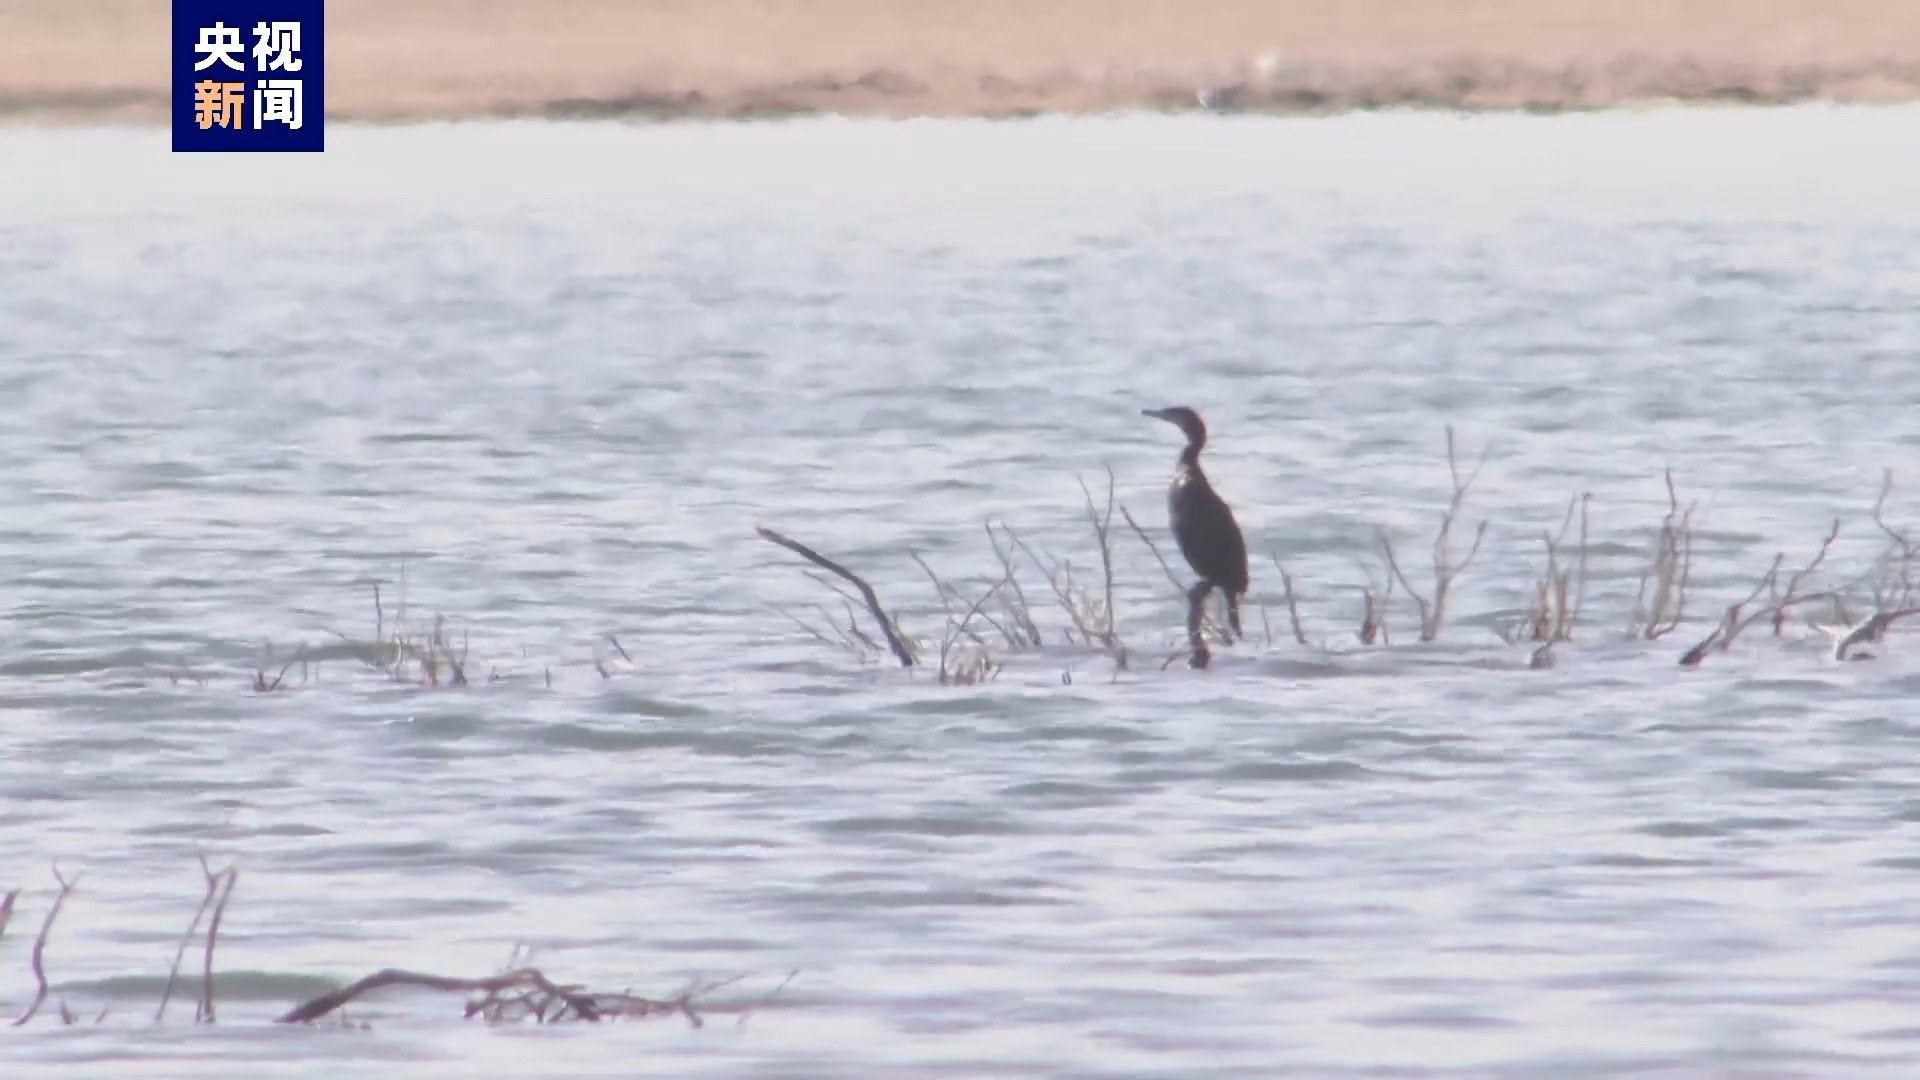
275,948,778,1028
312,575,478,688
1671,469,1919,667
0,863,789,1030
757,432,1920,676
0,858,235,1029
758,463,1242,680
163,572,562,693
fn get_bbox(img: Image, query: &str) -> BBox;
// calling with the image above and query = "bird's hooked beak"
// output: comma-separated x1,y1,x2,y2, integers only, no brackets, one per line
1141,408,1172,423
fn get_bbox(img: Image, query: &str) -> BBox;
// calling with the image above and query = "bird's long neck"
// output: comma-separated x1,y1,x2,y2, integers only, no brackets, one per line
1178,437,1205,469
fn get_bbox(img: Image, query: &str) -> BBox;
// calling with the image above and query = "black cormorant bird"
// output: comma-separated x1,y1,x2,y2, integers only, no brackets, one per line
1142,406,1249,653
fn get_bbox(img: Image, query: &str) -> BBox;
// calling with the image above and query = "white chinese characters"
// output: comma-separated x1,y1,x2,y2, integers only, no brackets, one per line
192,23,246,72
254,80,304,130
252,21,304,72
183,15,317,145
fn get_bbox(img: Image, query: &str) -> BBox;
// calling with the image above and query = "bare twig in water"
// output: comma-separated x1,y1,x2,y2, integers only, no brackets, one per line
909,551,958,622
11,863,78,1028
1766,519,1844,638
11,865,790,1031
983,520,1044,647
155,858,239,1024
320,579,480,689
1870,468,1918,613
998,520,1109,650
1271,553,1310,646
1807,471,1920,660
1380,425,1491,642
276,966,754,1027
910,552,1016,651
1354,557,1395,646
197,859,239,1023
251,643,305,692
1629,468,1696,640
1507,492,1591,644
1076,466,1121,649
1679,520,1841,667
1676,554,1783,667
937,576,1006,686
737,968,800,1029
756,525,915,667
768,603,880,664
1823,608,1920,661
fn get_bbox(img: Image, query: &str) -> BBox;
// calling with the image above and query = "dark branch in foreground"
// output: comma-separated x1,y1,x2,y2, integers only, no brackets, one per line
756,525,916,667
278,967,654,1025
4,864,788,1031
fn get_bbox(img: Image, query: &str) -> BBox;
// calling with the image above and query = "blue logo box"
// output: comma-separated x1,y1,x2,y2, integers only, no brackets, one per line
172,0,325,152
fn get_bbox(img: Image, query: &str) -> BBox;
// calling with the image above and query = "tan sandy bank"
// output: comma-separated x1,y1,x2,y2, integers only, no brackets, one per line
3,0,1919,123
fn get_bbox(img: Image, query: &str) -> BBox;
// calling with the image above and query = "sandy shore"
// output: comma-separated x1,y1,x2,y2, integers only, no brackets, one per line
4,0,1919,123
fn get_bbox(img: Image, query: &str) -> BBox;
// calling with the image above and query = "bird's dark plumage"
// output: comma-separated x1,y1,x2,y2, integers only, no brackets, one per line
1143,406,1249,644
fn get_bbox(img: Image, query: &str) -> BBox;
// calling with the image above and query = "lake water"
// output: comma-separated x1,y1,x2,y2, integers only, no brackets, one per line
3,105,1920,1078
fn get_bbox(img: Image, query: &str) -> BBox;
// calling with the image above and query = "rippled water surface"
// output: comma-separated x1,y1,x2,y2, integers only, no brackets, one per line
4,107,1920,1078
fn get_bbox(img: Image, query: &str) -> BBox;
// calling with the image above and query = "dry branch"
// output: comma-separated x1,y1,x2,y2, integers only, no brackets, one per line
936,576,1007,685
198,860,239,1023
999,520,1110,649
1354,560,1394,645
756,525,915,667
155,858,238,1024
1380,425,1491,642
6,864,785,1032
318,582,483,688
983,521,1044,647
1506,492,1591,644
1870,468,1918,612
911,552,1020,652
275,966,736,1027
1271,553,1310,646
251,644,306,692
1679,520,1841,667
1629,468,1696,640
1076,466,1122,649
11,863,77,1028
1819,607,1920,661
